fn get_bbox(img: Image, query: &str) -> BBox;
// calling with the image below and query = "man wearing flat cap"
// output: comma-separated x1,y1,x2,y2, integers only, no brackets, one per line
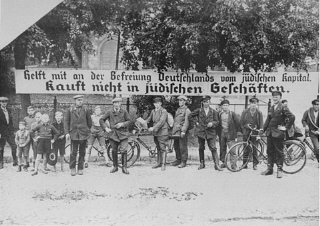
302,99,319,162
262,91,295,178
240,97,263,170
190,96,222,171
0,97,18,169
171,95,191,168
217,99,241,168
100,97,131,174
64,95,92,176
145,97,169,170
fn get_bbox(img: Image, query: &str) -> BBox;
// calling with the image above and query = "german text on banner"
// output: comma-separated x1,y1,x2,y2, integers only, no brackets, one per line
15,69,318,96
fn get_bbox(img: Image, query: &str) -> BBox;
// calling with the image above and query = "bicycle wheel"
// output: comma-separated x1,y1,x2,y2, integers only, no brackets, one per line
256,139,267,164
64,143,71,163
282,140,306,174
106,139,141,167
225,142,250,172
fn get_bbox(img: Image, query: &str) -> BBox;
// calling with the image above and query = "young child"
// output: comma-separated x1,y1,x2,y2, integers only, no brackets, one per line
24,106,36,168
31,113,59,176
85,105,110,168
30,112,42,171
52,111,66,172
15,121,31,172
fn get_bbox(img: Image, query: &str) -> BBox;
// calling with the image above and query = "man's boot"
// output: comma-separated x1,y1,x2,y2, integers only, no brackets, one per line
122,153,129,175
198,160,205,170
170,160,181,166
152,151,162,169
161,151,167,171
261,165,273,175
178,161,186,168
277,166,283,178
110,151,118,173
17,165,22,172
212,150,223,171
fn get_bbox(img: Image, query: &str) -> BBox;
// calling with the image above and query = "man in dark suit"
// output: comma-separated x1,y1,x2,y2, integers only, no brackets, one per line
302,99,319,162
190,96,222,171
240,97,264,170
217,99,241,168
64,95,92,176
171,95,191,168
100,97,131,174
262,91,295,178
0,96,17,169
146,97,169,170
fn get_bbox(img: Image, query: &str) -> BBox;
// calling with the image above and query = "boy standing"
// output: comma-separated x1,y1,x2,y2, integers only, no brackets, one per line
31,114,59,176
52,111,66,171
30,112,42,171
15,121,31,172
24,106,36,167
85,105,110,168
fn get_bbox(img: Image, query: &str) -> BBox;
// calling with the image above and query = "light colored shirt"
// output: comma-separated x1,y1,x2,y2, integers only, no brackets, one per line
221,111,229,132
91,114,102,127
204,107,209,116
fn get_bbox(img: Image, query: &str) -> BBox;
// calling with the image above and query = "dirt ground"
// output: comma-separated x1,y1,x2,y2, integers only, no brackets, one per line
0,146,319,226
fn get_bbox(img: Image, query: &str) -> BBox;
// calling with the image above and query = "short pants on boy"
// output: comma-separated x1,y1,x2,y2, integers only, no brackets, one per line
37,138,51,154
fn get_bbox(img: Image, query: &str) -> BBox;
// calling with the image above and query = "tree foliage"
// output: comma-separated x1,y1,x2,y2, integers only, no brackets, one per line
121,0,319,72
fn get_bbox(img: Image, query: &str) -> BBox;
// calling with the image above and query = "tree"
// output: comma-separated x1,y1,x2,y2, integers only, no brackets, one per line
121,0,319,72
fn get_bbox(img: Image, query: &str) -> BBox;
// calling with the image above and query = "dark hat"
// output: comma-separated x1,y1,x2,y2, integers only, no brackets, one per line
271,91,282,97
73,95,84,100
220,99,230,105
312,99,319,105
249,97,259,103
202,96,211,102
153,97,162,103
281,99,288,104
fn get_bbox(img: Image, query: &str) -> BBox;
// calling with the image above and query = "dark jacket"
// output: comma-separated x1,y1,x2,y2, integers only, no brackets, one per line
0,107,14,137
190,107,219,139
172,105,191,136
217,110,241,141
31,123,59,140
100,108,131,142
64,105,92,140
145,107,169,137
240,108,263,137
263,103,295,139
302,107,319,132
52,121,66,142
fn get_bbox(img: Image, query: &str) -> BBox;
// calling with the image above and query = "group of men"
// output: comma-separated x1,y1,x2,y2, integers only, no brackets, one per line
0,92,318,179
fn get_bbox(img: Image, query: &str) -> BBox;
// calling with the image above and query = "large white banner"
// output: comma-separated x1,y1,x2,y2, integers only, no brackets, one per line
15,69,318,96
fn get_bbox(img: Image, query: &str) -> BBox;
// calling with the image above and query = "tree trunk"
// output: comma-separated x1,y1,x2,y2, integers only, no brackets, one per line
14,36,30,118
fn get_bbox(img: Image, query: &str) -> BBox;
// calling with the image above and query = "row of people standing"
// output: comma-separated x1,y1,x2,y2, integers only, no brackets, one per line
0,94,318,179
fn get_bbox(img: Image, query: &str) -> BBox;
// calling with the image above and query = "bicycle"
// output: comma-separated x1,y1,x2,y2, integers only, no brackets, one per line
225,127,307,174
64,137,110,164
300,131,318,161
106,128,175,167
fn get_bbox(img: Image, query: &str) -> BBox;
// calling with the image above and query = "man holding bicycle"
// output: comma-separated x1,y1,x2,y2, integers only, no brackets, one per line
240,97,263,170
100,97,131,174
262,91,295,178
302,99,319,162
